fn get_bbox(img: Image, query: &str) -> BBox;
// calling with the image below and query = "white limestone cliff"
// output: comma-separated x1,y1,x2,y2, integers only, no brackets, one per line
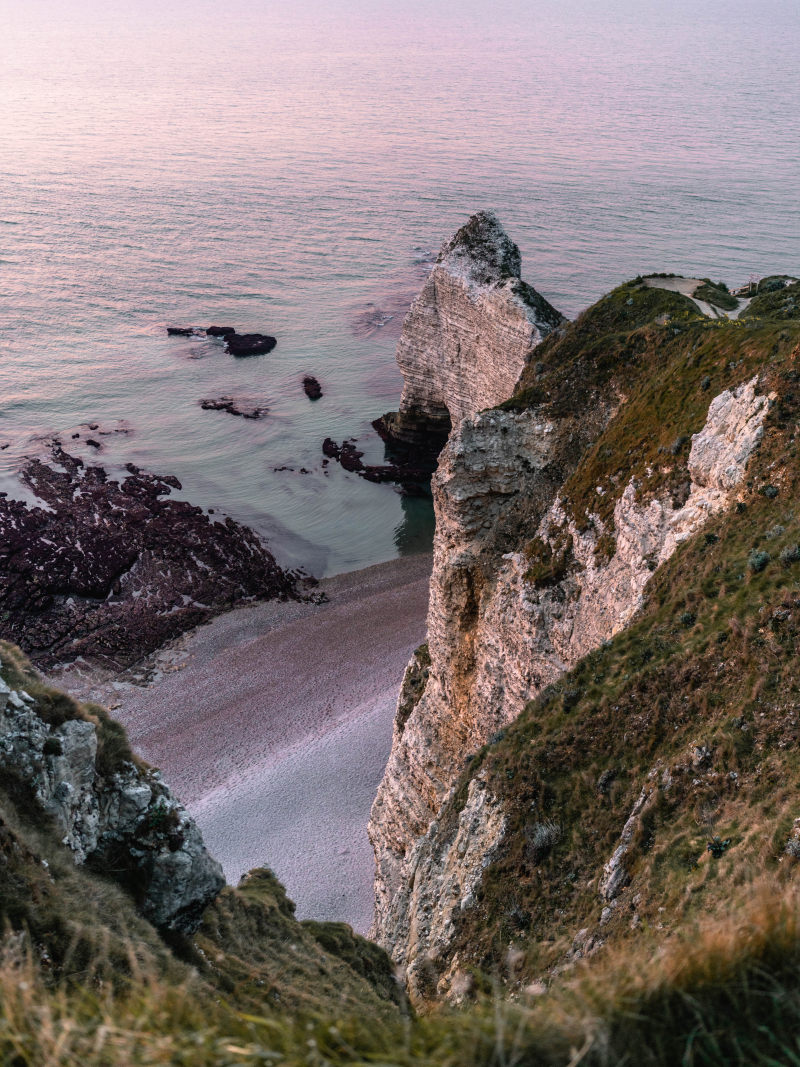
380,211,564,444
369,376,772,992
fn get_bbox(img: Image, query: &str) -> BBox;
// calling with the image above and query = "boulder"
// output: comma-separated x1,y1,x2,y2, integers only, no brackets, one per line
226,333,277,357
303,376,323,400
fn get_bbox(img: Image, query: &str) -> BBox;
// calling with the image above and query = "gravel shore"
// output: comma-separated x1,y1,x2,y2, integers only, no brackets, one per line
80,553,431,934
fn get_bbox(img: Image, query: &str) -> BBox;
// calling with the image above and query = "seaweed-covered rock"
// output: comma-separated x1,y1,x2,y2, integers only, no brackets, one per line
0,445,296,668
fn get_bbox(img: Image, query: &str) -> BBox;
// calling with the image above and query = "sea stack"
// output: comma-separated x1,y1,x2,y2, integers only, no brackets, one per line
375,211,564,451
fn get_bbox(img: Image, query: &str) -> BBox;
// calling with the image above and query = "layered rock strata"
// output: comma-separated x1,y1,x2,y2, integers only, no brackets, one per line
0,656,223,931
0,444,296,668
370,376,772,992
376,211,564,449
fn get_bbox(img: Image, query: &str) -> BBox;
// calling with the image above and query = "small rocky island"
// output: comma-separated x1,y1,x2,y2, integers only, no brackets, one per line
166,325,277,355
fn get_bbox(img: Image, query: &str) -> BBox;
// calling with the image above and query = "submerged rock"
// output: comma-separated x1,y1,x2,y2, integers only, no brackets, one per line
199,396,269,419
322,437,433,485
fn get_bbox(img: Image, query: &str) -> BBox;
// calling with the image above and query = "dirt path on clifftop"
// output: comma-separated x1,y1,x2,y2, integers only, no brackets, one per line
56,554,431,935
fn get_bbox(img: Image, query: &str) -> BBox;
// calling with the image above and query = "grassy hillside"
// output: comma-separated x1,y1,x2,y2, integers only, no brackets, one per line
423,276,800,1001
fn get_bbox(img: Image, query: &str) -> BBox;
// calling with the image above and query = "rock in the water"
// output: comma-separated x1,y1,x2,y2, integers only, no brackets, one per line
378,211,564,449
166,326,198,336
199,397,269,419
303,376,323,400
0,445,297,668
226,333,277,357
206,325,237,337
322,437,434,485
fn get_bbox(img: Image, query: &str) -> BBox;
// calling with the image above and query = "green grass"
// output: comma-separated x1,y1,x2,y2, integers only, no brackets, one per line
741,278,800,322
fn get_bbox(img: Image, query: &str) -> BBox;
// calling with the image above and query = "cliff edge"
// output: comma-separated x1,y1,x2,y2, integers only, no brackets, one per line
370,258,800,1002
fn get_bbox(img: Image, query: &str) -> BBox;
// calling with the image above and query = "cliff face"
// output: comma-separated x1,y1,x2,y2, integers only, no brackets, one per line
371,378,771,989
369,260,796,1001
0,646,223,932
378,212,564,446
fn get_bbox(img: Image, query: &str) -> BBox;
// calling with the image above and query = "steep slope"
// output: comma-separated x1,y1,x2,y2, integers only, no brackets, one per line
370,270,800,1000
0,642,405,1027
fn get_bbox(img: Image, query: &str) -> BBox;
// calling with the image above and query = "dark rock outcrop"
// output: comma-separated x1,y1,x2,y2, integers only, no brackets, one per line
199,397,269,419
166,326,198,336
0,445,296,668
226,333,277,357
0,660,224,932
322,438,433,486
206,326,236,337
303,376,323,400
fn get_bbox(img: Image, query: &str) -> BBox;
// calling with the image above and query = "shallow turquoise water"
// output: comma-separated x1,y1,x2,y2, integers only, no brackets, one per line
1,0,797,575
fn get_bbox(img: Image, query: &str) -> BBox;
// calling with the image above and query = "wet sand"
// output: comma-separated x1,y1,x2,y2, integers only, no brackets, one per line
88,553,431,934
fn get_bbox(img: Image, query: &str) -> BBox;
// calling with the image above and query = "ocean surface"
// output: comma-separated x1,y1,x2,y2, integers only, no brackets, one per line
1,0,798,577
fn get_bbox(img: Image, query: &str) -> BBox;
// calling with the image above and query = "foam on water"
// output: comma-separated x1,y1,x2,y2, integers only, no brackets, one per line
0,0,797,575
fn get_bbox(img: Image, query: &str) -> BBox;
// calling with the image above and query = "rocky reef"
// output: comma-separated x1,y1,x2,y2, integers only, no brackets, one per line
0,444,296,668
375,211,564,451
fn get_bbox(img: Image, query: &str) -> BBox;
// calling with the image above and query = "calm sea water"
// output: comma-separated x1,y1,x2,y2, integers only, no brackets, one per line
1,0,798,576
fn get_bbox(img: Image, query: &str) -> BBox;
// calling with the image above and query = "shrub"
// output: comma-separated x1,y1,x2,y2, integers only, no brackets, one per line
748,550,770,573
43,737,63,757
679,611,696,627
525,820,562,862
707,836,732,858
780,544,800,567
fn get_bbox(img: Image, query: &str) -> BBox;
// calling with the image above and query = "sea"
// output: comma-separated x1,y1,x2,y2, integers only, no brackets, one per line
1,0,798,577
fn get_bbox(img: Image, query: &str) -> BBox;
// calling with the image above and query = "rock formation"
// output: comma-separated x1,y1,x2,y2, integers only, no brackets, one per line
0,653,223,931
321,437,435,485
225,332,277,356
199,396,270,418
376,211,564,449
369,260,775,998
303,376,323,400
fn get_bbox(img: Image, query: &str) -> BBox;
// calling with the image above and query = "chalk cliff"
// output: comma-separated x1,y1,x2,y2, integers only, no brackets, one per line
377,211,564,448
369,256,783,1000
